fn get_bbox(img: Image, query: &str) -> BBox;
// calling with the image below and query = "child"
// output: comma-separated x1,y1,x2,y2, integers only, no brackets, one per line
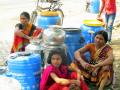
11,11,43,53
40,48,89,90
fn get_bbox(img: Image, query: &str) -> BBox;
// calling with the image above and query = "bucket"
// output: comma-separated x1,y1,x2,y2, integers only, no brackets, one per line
36,11,61,29
80,19,104,44
89,0,100,13
7,52,41,90
63,28,85,62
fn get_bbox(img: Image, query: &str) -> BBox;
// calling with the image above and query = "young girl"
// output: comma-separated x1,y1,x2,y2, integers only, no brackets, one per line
11,11,43,53
40,48,89,90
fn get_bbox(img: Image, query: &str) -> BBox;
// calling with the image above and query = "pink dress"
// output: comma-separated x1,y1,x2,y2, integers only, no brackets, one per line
40,65,89,90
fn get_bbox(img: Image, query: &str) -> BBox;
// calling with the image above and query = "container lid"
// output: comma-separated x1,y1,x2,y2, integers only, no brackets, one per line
63,28,81,32
83,19,104,26
40,11,59,16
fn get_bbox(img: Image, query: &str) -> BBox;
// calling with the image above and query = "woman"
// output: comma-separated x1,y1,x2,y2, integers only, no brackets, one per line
11,11,43,53
74,30,114,90
40,48,89,90
97,0,116,43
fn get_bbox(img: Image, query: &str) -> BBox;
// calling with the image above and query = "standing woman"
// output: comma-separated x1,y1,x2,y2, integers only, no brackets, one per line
97,0,116,43
74,30,114,90
11,11,43,53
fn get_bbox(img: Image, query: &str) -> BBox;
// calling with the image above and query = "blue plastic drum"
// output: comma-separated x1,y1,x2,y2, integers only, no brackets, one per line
80,19,104,44
89,0,100,13
64,28,85,63
7,52,41,90
36,11,61,29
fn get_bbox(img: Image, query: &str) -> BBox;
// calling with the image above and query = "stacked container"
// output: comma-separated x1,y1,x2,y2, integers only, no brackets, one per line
7,52,41,90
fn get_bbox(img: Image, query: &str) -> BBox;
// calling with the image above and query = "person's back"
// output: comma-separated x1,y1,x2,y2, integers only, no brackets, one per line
103,0,116,14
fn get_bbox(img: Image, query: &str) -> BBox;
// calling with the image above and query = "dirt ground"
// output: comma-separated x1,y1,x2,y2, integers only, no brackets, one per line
0,0,120,89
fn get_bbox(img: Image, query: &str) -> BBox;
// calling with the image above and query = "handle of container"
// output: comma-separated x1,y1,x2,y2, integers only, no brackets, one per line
18,52,31,56
79,36,85,43
10,52,31,59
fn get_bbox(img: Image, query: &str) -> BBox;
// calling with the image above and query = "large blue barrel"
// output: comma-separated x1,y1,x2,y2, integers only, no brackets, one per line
64,28,85,63
36,11,61,29
80,19,104,44
7,52,41,90
89,0,100,13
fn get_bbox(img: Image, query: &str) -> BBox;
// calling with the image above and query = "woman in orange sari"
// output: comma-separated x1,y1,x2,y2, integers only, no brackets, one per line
74,30,114,90
11,11,43,53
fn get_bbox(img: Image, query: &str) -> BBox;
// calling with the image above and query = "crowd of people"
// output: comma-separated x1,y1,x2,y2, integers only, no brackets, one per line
10,0,116,89
40,30,114,90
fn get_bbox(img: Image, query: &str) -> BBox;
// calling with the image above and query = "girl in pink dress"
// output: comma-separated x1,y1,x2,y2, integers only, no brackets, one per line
40,48,89,90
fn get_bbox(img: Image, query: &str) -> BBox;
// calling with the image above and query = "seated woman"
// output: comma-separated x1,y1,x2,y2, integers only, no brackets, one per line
11,11,43,53
74,30,114,90
40,48,89,90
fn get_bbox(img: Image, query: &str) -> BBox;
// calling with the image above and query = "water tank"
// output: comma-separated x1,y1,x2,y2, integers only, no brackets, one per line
7,52,41,90
64,28,85,62
36,11,62,29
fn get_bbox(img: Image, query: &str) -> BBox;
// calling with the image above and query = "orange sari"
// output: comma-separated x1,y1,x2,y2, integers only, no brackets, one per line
11,23,33,53
76,43,113,86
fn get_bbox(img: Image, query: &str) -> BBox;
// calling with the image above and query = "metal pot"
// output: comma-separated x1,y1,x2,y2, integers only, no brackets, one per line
42,43,67,67
25,39,42,55
43,25,65,45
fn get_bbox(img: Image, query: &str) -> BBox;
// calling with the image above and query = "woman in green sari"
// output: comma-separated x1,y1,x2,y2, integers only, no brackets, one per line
74,30,114,90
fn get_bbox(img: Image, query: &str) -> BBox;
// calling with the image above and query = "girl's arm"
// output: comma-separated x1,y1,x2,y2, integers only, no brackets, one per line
50,73,80,86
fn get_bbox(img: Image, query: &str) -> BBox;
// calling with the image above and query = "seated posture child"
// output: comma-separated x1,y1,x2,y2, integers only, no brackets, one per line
40,48,89,90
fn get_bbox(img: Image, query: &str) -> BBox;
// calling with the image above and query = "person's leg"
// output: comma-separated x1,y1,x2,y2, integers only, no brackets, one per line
105,13,116,42
105,13,109,29
98,76,108,90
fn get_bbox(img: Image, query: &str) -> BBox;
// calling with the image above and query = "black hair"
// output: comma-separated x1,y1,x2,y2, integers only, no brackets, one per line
95,30,108,43
20,11,30,21
47,48,67,65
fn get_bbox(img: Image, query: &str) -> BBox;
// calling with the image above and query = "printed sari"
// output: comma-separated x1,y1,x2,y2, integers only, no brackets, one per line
76,43,113,86
40,65,89,90
11,23,35,53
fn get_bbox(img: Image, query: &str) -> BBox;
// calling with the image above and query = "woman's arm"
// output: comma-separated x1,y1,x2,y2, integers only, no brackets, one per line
74,46,89,68
32,27,43,38
50,73,80,86
97,0,105,18
93,50,114,68
14,27,32,40
68,63,82,80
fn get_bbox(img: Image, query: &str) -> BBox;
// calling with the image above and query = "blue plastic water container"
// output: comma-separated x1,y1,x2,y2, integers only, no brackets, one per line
64,28,85,63
36,11,61,29
7,52,41,90
89,0,100,13
8,52,41,74
80,19,104,44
